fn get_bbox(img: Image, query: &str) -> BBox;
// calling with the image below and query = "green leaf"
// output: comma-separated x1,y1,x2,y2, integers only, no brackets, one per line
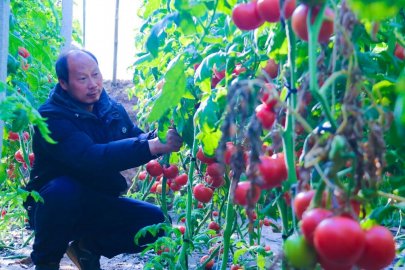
147,56,186,122
179,12,197,36
368,205,396,223
347,0,405,21
146,12,179,57
142,0,161,18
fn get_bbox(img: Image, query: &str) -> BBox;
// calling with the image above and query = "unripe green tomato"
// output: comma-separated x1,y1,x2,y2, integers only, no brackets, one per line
299,0,325,6
284,234,317,269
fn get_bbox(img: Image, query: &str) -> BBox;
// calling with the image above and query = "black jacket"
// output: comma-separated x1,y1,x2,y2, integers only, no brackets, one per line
26,84,156,196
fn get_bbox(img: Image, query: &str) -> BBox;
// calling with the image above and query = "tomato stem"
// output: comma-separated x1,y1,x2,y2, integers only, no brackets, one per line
220,177,236,270
161,154,170,223
307,3,337,130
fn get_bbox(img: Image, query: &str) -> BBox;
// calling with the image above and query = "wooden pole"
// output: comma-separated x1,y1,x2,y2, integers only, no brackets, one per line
0,0,10,159
60,0,73,53
83,0,86,47
112,0,119,85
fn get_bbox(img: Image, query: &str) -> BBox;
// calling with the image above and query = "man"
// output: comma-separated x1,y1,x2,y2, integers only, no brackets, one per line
24,49,183,270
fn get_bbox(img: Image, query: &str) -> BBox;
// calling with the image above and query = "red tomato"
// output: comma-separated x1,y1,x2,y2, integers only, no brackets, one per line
28,153,35,167
212,211,219,217
257,0,296,22
8,131,19,141
224,142,236,165
169,182,182,192
138,171,147,181
291,4,334,43
205,174,225,189
146,160,163,177
150,182,158,193
300,208,333,245
318,256,352,270
260,83,278,108
208,221,221,232
22,131,30,141
196,148,216,164
163,164,179,179
206,163,224,178
200,255,214,270
394,43,405,60
314,217,365,266
18,47,30,58
232,2,265,31
193,183,213,203
178,225,186,235
232,64,246,76
356,225,396,270
230,265,243,270
258,153,287,189
262,59,278,79
256,103,276,130
15,150,24,163
174,173,188,186
1,210,6,218
234,181,261,206
293,190,315,220
263,217,271,226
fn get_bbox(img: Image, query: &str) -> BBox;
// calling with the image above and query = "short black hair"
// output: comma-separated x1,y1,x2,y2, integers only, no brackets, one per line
55,49,99,83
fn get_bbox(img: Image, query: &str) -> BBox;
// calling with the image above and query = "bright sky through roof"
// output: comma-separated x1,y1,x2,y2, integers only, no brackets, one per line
73,0,143,80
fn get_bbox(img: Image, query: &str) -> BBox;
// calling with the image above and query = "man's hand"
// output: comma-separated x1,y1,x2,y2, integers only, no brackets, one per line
148,129,183,156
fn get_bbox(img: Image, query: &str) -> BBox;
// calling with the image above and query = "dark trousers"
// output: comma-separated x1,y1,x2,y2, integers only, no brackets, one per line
26,176,165,265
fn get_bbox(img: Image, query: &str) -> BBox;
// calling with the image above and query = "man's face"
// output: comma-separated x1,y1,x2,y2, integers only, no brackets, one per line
59,51,103,111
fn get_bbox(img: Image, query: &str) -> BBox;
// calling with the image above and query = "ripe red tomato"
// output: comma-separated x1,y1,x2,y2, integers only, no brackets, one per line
146,160,163,177
150,182,158,193
262,59,278,79
14,150,24,163
200,255,215,269
230,264,243,270
356,225,396,270
262,217,271,226
196,148,216,164
208,221,221,232
293,189,315,220
258,153,287,189
205,174,225,188
260,83,278,108
22,131,30,141
394,43,405,60
18,47,30,58
206,163,224,178
232,64,246,76
193,183,213,203
174,173,188,186
234,181,261,206
8,131,19,141
256,103,276,130
257,0,296,22
169,182,182,191
291,4,334,43
28,153,35,167
224,141,236,165
163,164,179,179
232,2,265,31
318,256,352,270
314,216,366,266
212,210,219,217
178,225,186,235
300,208,333,245
138,171,147,181
1,210,6,218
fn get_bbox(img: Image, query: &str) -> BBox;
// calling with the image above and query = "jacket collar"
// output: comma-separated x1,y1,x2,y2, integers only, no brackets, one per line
46,84,115,119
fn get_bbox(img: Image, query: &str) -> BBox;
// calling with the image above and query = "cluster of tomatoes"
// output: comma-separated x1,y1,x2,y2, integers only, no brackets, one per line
141,160,189,194
7,131,34,175
283,189,397,270
232,0,335,44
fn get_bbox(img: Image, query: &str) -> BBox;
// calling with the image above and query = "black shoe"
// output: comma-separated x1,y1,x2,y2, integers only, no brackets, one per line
66,240,102,270
35,263,59,270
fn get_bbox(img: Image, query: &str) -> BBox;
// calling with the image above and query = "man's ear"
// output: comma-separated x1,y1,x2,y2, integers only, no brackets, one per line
59,79,68,91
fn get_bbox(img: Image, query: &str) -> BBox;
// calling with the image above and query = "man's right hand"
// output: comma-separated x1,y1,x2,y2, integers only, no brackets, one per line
148,128,183,156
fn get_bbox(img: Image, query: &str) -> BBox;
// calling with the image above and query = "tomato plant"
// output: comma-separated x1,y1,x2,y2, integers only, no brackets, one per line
232,2,265,31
